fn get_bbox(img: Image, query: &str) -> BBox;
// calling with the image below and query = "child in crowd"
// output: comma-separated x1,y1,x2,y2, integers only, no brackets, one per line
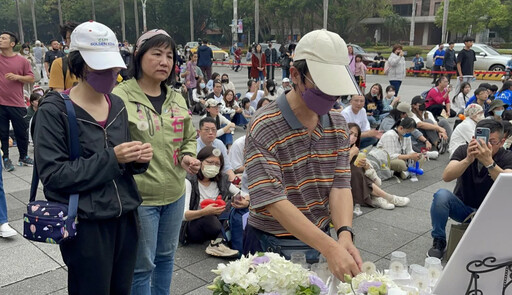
348,123,409,210
382,85,400,112
354,54,367,93
364,83,385,127
241,97,255,122
182,146,248,257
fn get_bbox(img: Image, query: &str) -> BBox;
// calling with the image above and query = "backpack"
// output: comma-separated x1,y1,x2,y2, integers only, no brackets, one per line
366,147,393,181
227,207,248,254
421,87,434,100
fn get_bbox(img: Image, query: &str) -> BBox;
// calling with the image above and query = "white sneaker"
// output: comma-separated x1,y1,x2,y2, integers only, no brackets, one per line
206,238,239,258
389,195,410,207
0,223,17,238
426,151,439,160
371,197,395,210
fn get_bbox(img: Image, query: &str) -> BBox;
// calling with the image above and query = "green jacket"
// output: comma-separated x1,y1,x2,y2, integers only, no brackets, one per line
113,79,197,206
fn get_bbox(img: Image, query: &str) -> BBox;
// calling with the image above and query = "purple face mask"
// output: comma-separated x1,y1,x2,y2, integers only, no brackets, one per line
301,76,339,115
86,69,118,94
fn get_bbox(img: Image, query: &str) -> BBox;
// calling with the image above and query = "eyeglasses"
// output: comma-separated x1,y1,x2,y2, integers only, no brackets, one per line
201,128,217,133
204,159,221,167
489,139,503,146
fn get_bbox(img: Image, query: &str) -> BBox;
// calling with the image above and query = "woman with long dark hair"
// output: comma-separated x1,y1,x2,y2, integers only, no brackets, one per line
250,44,266,82
112,29,200,294
347,123,408,210
452,82,471,114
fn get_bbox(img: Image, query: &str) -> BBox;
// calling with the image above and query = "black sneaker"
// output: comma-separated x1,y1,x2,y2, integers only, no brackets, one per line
3,158,14,172
19,156,34,167
437,138,448,154
427,238,446,259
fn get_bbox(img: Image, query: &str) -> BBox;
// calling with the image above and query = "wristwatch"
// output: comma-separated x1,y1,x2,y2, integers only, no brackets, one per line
336,226,355,242
485,161,496,170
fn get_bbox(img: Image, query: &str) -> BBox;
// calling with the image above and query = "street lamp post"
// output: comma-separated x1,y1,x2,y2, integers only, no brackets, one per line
15,0,24,44
254,0,259,44
233,0,238,43
441,0,449,42
409,0,416,46
323,0,328,29
31,0,38,41
190,0,194,41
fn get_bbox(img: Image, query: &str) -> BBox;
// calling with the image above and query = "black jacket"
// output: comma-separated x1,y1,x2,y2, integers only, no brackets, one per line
33,91,147,220
265,47,278,64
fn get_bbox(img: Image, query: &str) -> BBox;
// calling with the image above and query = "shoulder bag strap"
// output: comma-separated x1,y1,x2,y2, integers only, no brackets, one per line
61,93,80,220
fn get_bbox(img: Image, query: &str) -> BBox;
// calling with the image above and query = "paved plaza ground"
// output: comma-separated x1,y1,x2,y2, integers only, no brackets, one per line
0,66,499,294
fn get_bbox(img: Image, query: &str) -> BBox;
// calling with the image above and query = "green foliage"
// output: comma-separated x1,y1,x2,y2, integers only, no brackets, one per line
402,46,423,56
434,0,511,35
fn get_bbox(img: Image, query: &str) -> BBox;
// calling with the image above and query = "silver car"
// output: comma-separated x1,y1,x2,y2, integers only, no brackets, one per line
426,43,512,71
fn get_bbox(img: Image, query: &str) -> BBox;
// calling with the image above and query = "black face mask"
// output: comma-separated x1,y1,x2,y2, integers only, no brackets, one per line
222,79,229,83
419,104,426,111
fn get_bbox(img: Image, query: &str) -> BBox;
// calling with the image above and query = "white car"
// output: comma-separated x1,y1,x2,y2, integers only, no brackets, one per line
426,43,512,71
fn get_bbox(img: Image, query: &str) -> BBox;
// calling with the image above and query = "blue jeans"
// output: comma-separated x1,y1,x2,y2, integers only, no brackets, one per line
430,189,475,241
131,195,185,295
0,160,7,224
282,68,289,80
389,80,402,95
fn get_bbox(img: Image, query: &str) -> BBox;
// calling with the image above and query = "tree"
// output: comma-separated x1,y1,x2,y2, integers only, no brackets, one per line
382,10,408,45
434,0,506,36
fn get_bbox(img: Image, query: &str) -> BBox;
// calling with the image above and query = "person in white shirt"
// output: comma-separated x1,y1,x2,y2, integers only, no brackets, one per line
197,117,236,181
276,77,292,97
221,73,236,94
451,82,471,114
228,135,246,174
191,76,209,115
206,80,223,103
245,79,267,110
449,104,485,154
202,99,235,148
377,118,422,175
410,96,452,154
183,146,247,257
341,95,382,148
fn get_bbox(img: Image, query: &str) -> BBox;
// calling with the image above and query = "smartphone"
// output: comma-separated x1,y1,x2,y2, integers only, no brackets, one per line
233,192,243,203
475,127,490,145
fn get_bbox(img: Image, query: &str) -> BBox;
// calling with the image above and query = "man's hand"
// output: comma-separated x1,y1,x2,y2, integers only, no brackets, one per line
231,196,250,209
466,138,480,164
135,143,153,163
324,237,361,281
475,138,493,166
5,73,19,81
181,155,201,174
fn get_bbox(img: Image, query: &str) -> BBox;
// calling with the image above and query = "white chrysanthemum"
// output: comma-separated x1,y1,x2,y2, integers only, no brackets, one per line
254,254,310,295
337,271,398,294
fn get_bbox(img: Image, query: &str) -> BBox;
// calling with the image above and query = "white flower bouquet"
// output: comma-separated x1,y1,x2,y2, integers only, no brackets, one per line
208,252,328,295
336,271,399,295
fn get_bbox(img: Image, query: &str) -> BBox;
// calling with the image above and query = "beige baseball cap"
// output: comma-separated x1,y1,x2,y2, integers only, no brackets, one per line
293,29,360,96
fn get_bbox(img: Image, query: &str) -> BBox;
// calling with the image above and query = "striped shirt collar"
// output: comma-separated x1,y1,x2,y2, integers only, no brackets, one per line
276,92,331,130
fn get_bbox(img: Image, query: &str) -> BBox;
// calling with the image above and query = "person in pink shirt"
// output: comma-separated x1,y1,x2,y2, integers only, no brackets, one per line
426,76,456,120
0,31,35,172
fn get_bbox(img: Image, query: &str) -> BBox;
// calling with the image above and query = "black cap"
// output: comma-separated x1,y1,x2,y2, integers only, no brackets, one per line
411,95,425,105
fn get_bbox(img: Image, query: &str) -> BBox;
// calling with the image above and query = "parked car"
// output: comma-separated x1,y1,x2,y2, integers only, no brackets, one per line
426,43,512,71
259,42,282,59
347,44,376,66
190,44,229,61
185,41,199,49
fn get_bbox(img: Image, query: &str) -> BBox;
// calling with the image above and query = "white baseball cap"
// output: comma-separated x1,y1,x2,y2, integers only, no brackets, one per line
69,21,126,70
282,77,290,83
294,29,359,96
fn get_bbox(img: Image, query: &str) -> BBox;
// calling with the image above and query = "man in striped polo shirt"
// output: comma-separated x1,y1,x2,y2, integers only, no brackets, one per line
243,29,363,280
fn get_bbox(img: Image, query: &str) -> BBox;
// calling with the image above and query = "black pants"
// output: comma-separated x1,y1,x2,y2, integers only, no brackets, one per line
200,65,212,81
247,66,252,79
60,210,139,295
266,65,275,80
432,65,442,82
185,215,223,243
0,105,28,160
445,65,456,82
427,104,456,120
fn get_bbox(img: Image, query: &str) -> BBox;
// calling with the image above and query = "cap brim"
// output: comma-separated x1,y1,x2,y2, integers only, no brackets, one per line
306,60,361,96
79,51,127,70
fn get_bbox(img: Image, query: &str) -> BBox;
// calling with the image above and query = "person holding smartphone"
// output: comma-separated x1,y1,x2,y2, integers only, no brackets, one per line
428,119,512,259
387,44,406,95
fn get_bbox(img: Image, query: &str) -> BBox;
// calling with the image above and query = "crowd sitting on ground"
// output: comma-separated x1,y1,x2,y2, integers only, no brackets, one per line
4,21,512,294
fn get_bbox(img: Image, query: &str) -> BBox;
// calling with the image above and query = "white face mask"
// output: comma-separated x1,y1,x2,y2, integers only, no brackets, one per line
387,91,395,97
23,49,29,55
202,164,220,178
